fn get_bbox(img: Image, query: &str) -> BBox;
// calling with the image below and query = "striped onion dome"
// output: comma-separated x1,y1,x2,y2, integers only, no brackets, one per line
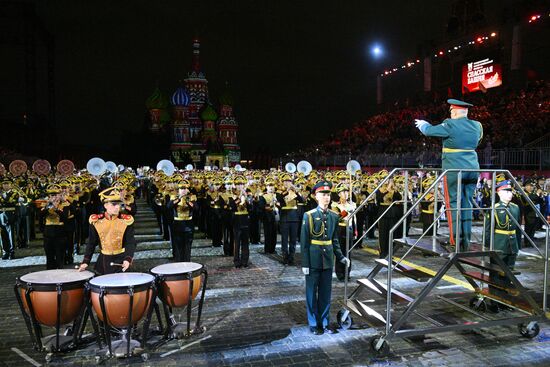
171,86,191,106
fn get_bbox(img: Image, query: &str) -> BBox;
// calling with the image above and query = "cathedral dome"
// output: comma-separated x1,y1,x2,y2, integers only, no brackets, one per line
200,104,218,121
219,89,234,106
171,86,191,106
145,87,169,109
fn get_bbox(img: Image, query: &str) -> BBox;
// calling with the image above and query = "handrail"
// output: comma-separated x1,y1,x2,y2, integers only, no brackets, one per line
383,168,549,334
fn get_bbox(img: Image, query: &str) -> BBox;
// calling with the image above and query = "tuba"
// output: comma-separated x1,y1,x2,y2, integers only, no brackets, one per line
296,160,312,176
346,160,361,176
156,159,175,176
285,162,296,174
86,157,107,176
105,161,118,174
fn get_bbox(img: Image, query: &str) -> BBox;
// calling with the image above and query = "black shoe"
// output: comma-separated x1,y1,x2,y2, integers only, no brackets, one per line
2,254,9,260
288,259,295,266
235,264,242,268
243,263,249,268
324,326,338,334
282,256,289,265
310,327,324,335
8,253,15,260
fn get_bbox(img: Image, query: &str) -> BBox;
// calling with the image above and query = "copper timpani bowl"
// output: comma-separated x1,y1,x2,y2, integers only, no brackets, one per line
17,269,94,327
88,273,155,329
150,262,203,308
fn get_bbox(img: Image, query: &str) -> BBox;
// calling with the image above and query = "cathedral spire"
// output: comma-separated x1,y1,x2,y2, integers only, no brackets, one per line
191,38,201,73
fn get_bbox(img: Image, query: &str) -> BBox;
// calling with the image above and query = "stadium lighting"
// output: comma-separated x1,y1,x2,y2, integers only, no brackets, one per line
371,44,383,58
490,32,497,37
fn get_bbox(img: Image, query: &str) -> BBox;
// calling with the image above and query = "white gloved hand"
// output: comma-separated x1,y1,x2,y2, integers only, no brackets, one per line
302,267,309,275
414,119,430,133
414,119,430,130
340,257,351,267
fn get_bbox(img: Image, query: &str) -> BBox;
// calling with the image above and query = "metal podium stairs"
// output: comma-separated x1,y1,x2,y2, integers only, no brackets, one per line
337,168,549,357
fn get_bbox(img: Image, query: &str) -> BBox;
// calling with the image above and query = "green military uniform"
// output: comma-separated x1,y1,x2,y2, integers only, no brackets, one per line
484,183,521,269
301,181,346,333
417,99,483,251
484,181,521,310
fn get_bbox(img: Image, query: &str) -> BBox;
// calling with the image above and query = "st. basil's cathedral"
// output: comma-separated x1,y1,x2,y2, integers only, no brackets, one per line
145,39,240,168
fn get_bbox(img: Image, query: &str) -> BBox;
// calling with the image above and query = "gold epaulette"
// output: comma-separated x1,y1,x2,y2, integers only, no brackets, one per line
120,214,134,225
190,194,197,202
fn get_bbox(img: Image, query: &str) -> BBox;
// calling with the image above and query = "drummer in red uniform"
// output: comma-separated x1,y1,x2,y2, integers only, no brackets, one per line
78,187,136,274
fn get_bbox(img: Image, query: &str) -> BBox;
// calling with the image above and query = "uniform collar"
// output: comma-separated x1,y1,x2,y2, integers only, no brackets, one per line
104,213,117,220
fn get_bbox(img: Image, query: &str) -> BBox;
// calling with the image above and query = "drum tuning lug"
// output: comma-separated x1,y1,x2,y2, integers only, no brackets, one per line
141,352,149,361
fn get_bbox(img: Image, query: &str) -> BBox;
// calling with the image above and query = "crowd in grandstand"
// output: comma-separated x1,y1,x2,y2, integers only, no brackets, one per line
293,80,550,162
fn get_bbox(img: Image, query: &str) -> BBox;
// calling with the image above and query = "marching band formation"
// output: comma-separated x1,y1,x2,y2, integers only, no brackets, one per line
1,157,547,271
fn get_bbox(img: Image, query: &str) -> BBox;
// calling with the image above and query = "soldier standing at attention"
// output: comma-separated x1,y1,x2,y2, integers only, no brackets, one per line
301,181,350,335
485,180,522,312
415,99,483,251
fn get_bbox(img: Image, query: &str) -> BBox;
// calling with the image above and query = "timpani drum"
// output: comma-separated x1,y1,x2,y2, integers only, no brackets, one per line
14,269,94,353
150,262,207,338
88,273,156,358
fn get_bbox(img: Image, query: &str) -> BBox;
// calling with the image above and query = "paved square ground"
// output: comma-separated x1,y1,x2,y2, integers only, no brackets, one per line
1,201,549,366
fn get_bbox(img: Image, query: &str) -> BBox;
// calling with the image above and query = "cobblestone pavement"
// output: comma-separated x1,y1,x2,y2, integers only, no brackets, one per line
1,201,550,366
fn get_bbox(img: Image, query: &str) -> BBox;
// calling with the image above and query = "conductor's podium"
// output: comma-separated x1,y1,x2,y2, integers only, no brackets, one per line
339,235,545,357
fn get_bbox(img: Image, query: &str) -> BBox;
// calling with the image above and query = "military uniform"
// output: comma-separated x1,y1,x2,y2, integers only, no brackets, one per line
81,187,136,275
40,185,70,269
259,179,278,254
521,181,544,247
484,181,522,309
0,180,19,259
417,99,483,251
331,183,356,281
376,180,402,258
167,180,196,262
220,185,234,256
206,183,224,248
229,176,252,267
301,181,347,334
277,174,303,264
419,177,440,234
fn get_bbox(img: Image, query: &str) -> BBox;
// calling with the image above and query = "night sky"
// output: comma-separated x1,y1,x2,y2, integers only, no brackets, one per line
32,0,505,155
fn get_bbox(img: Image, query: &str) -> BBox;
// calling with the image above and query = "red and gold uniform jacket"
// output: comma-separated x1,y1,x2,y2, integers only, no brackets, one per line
83,213,136,266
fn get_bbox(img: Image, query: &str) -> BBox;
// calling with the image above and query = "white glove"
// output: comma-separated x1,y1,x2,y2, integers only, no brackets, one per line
340,257,351,267
302,267,309,275
414,119,430,132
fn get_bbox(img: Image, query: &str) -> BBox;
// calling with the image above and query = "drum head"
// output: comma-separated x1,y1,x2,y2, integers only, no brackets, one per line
150,262,202,275
89,272,154,288
20,269,94,284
